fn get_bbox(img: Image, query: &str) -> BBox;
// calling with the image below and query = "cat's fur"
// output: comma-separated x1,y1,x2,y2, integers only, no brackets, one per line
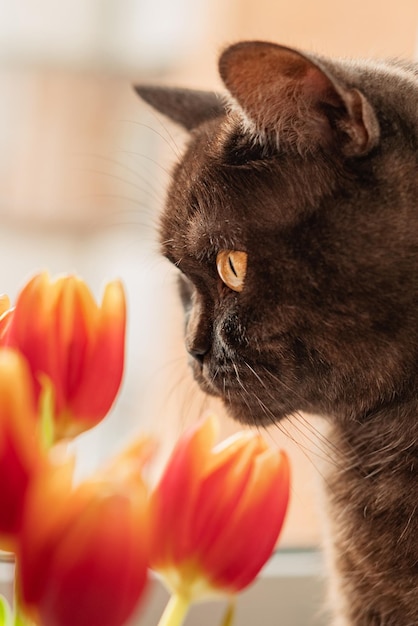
136,41,418,625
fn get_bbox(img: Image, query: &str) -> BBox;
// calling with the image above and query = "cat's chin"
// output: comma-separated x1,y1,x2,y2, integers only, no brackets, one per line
191,361,291,426
191,366,221,398
221,394,290,427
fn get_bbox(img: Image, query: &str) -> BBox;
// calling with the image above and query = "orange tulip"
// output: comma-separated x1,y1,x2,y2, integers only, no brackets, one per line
17,438,152,626
0,348,44,552
0,272,126,440
149,416,290,603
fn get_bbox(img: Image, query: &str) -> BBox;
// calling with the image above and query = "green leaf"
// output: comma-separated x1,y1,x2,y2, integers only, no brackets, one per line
0,595,12,626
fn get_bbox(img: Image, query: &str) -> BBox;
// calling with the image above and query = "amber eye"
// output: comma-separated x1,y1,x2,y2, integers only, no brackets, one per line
216,250,248,292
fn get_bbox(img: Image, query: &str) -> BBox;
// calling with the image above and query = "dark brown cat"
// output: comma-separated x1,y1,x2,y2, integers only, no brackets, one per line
136,41,418,625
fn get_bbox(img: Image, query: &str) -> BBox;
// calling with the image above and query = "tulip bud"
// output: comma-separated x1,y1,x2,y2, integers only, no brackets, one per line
149,416,290,601
18,438,152,626
1,272,126,440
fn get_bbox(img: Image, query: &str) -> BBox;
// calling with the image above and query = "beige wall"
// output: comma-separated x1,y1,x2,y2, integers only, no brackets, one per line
236,0,418,57
172,0,418,85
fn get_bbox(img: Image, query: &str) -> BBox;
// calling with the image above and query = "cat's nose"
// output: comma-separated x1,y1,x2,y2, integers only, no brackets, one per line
185,299,210,364
187,343,208,364
186,331,210,364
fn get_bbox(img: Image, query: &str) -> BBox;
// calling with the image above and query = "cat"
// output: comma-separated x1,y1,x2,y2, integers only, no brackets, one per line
135,41,418,625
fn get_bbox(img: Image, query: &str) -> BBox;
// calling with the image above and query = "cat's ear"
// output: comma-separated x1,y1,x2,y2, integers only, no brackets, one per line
134,86,225,131
219,41,380,157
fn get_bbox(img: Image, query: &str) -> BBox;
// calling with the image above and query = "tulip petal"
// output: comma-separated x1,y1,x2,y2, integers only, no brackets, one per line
149,417,218,568
202,449,290,591
66,280,126,427
189,437,262,553
53,277,96,405
38,494,147,626
2,274,57,402
0,349,42,551
18,456,77,604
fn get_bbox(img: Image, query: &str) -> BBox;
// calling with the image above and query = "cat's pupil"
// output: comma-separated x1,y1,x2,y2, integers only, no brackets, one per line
216,250,248,292
228,256,238,277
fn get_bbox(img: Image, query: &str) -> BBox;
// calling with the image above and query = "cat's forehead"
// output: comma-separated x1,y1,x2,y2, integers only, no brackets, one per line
161,168,246,264
160,113,339,264
160,120,247,252
185,212,244,260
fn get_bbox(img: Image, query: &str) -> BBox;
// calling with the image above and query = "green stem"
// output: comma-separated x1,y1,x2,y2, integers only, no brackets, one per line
38,376,55,450
0,594,13,626
220,599,236,626
13,600,36,626
13,565,35,626
157,593,191,626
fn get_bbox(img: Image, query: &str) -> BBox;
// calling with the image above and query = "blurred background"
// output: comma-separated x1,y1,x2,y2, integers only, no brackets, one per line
0,1,417,623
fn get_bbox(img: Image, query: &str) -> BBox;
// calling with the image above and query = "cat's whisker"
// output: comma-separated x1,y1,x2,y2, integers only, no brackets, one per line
258,365,365,466
246,390,341,485
78,168,164,205
78,193,159,210
119,118,182,160
268,416,339,489
146,110,184,161
258,366,307,407
244,361,268,389
180,379,205,425
292,411,356,465
232,362,246,392
73,152,166,201
117,150,173,177
285,413,348,471
75,161,164,200
242,361,353,473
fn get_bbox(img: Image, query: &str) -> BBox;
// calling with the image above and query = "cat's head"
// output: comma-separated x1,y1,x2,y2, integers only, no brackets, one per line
136,41,418,426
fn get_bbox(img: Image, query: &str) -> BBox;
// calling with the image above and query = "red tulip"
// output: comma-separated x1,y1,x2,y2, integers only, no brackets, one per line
149,416,290,601
0,272,126,440
18,438,153,626
0,349,44,552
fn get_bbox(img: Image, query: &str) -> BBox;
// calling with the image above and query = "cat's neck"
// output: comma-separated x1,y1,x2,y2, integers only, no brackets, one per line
323,403,418,625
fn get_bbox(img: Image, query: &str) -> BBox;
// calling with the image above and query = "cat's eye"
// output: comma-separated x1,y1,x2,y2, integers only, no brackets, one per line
216,250,248,292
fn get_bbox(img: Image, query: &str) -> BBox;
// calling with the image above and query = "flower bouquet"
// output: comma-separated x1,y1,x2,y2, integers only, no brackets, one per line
0,272,290,626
